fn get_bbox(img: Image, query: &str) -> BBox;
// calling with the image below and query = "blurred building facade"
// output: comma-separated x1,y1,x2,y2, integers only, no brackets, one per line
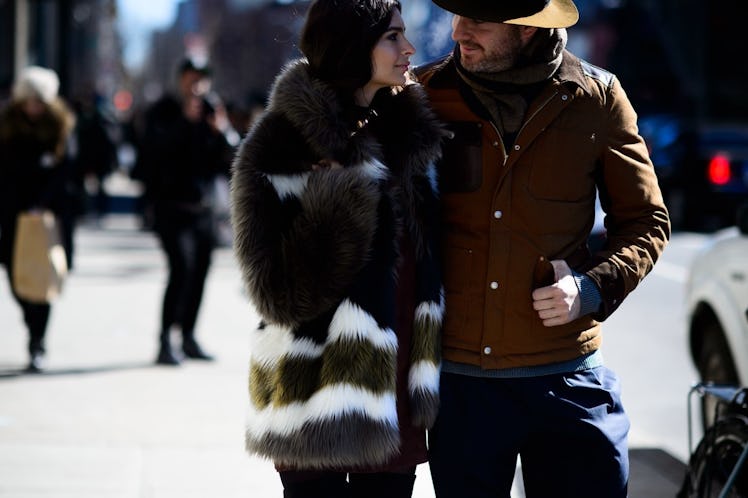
1,0,127,106
3,0,745,122
132,0,456,124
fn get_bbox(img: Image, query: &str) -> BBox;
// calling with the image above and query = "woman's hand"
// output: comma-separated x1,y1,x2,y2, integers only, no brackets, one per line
312,159,343,171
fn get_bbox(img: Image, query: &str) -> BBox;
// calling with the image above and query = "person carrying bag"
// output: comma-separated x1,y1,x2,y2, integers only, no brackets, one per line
0,66,77,373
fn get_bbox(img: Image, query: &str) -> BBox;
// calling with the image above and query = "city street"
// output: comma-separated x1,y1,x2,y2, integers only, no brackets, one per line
0,216,705,497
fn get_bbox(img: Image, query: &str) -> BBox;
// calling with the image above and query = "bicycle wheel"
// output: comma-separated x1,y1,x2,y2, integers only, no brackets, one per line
680,414,748,498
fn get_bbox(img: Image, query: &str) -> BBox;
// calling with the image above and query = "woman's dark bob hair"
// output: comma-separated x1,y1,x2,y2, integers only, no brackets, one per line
300,0,402,93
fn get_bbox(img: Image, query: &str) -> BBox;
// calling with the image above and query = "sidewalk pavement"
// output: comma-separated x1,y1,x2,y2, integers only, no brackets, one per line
0,216,684,497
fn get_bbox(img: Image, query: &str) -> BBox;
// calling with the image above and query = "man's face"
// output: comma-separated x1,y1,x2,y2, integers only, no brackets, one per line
451,16,524,73
179,69,210,99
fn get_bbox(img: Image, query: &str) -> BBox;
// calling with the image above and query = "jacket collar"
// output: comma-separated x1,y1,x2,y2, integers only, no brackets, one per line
555,50,590,95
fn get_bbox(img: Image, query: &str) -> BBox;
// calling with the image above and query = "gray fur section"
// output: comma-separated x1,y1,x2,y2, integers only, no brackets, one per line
410,389,440,429
246,414,400,469
231,162,380,326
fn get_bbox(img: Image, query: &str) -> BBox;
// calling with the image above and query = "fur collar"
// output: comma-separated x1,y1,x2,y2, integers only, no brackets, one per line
265,58,445,175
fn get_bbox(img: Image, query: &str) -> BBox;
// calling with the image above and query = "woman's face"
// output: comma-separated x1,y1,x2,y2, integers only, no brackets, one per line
357,9,415,105
21,97,46,120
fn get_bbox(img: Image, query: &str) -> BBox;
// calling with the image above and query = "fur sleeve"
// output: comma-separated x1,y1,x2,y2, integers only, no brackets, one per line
230,114,381,326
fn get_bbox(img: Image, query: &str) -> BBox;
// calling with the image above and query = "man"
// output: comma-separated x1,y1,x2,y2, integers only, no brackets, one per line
415,1,670,496
134,58,236,365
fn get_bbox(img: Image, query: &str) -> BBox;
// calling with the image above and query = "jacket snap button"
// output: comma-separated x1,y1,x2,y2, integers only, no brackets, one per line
490,281,499,289
483,346,492,355
493,210,502,219
513,144,520,151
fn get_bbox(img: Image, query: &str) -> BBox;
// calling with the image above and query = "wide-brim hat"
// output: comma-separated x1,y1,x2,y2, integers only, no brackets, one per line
432,0,579,28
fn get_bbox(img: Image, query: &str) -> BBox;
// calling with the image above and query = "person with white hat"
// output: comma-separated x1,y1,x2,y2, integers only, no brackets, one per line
415,1,671,496
0,66,77,372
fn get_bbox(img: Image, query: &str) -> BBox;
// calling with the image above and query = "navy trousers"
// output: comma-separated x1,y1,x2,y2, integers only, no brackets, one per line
429,367,630,498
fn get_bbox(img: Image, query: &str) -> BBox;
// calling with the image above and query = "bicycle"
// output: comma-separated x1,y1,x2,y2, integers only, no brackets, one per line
678,383,748,498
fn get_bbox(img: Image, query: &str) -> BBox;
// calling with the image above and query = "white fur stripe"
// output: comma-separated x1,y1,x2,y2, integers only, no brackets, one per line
408,360,440,393
328,299,398,351
415,294,445,324
246,383,397,438
264,171,311,200
355,158,388,181
250,323,325,367
250,298,398,367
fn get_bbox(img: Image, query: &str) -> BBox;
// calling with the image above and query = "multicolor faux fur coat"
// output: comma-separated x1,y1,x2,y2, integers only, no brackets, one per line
230,59,444,469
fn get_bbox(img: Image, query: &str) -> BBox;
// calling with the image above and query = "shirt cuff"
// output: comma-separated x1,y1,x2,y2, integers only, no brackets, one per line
572,270,603,316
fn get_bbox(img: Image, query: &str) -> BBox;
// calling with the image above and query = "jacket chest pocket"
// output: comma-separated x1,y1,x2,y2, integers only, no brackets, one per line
526,127,599,202
438,121,483,194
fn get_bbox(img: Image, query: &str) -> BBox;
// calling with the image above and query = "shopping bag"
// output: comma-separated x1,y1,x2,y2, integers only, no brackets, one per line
11,210,68,303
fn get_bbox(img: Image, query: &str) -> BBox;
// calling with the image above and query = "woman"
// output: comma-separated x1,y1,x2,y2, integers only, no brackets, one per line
0,66,76,373
230,0,445,495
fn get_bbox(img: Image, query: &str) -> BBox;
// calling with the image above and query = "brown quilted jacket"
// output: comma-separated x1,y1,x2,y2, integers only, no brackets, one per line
416,50,670,369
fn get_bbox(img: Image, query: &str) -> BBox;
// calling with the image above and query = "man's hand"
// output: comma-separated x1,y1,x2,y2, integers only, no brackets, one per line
531,259,581,327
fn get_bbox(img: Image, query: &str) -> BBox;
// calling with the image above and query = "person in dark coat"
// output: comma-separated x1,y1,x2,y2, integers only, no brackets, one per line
134,58,235,365
72,90,119,221
0,66,77,372
230,0,444,496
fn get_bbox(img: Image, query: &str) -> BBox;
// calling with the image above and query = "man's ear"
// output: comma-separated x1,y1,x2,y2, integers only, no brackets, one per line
519,26,539,44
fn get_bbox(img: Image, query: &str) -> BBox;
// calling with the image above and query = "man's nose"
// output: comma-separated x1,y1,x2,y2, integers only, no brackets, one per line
451,15,468,41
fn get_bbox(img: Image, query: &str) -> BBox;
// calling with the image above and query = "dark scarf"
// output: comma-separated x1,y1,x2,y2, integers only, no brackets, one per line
455,28,567,136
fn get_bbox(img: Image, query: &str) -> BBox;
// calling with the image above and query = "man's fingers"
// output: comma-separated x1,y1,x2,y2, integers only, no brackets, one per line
539,308,572,325
533,289,573,325
531,286,554,301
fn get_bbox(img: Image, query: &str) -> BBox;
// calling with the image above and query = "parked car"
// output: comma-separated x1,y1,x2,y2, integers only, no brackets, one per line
685,204,748,427
639,115,748,232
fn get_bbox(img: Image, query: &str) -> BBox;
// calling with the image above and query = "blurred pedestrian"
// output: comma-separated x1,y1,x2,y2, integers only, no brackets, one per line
133,58,235,366
415,1,671,496
230,0,444,495
72,89,119,223
0,66,77,372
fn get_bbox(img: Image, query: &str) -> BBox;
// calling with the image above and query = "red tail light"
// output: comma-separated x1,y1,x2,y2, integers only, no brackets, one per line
707,154,732,185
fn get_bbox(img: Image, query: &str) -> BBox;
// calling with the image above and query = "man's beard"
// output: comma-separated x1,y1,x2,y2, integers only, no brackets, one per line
460,30,523,73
